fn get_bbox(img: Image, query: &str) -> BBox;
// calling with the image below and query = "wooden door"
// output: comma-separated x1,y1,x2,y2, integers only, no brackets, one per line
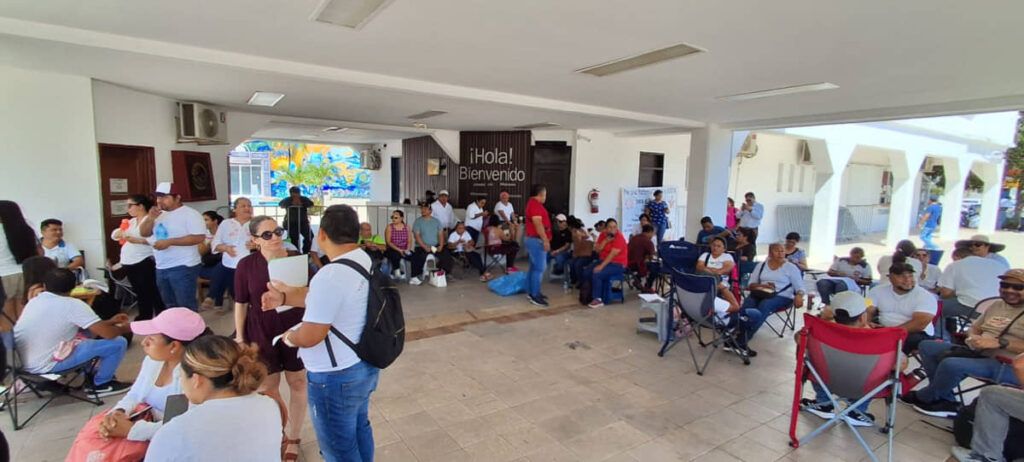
98,144,157,265
531,141,572,216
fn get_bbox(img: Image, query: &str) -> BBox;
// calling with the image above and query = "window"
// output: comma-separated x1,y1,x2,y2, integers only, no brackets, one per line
229,160,265,197
638,152,664,187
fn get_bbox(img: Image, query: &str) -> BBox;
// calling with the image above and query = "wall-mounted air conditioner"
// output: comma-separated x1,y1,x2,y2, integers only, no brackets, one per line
177,102,228,145
361,148,382,170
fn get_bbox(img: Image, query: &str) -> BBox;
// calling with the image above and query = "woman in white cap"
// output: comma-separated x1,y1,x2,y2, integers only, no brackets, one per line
66,308,210,461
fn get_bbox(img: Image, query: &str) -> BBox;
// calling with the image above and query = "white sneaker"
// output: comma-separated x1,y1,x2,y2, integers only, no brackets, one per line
391,269,401,278
409,277,422,286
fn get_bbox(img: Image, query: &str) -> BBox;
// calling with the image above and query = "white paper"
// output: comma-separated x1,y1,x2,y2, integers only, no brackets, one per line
272,324,302,347
268,255,309,313
638,293,665,303
110,178,129,194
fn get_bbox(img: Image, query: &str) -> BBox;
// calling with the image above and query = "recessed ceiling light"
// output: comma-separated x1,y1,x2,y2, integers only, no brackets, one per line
407,110,448,120
310,0,395,30
575,43,705,77
322,126,348,133
247,91,286,107
717,82,839,102
514,122,561,130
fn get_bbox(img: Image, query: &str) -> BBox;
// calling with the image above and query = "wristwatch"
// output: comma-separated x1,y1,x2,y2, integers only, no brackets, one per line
999,337,1010,349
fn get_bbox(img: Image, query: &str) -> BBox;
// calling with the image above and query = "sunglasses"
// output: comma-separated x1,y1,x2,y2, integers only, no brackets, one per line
971,242,988,248
1000,282,1024,291
256,227,286,240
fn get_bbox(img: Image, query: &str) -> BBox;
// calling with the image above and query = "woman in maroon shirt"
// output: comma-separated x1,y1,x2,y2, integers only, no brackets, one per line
233,215,307,460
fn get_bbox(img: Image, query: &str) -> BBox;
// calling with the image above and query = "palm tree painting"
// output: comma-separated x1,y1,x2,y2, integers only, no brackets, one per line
240,140,372,201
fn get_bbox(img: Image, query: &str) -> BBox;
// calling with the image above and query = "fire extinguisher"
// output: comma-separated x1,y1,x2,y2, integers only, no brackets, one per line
588,189,600,214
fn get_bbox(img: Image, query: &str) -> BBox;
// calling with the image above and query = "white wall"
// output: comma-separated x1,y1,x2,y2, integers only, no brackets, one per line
0,67,104,264
572,130,690,230
368,141,403,203
729,133,815,243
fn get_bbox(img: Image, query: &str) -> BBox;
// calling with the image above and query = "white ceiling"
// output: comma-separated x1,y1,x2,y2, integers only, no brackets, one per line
2,0,1023,131
251,121,424,145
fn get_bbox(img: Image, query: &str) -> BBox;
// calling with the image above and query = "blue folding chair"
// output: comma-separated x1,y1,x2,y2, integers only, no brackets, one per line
658,270,749,375
658,240,701,275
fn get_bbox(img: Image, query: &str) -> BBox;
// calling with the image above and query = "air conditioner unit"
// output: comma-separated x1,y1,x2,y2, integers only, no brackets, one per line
178,102,228,145
360,149,382,170
737,133,758,158
798,140,813,164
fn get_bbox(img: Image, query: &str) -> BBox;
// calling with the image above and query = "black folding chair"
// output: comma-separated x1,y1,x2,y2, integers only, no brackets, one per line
659,270,749,375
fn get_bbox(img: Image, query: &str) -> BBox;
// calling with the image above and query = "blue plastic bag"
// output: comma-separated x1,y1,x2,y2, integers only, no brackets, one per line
487,272,528,296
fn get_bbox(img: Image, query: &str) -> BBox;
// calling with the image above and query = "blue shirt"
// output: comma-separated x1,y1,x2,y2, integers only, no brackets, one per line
645,200,669,225
696,226,726,244
922,203,942,228
738,202,764,228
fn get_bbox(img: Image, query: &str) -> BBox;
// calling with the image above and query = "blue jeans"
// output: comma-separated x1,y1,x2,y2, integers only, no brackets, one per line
49,337,127,386
307,361,380,462
155,264,200,311
654,222,667,246
589,263,624,301
723,309,763,348
812,382,869,414
920,226,937,250
201,263,234,305
815,279,849,305
916,340,1021,402
524,237,547,298
550,252,571,275
740,295,793,341
569,256,594,286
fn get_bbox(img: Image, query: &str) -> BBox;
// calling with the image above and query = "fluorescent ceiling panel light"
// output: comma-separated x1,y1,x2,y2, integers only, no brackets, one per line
514,122,560,130
575,43,704,77
311,0,395,30
717,82,839,102
407,110,448,120
247,91,286,107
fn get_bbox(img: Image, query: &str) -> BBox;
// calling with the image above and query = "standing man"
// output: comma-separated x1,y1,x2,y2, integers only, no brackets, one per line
737,192,764,245
140,182,206,312
430,190,456,237
409,203,451,285
279,186,315,254
918,195,942,250
524,185,551,307
494,191,518,242
263,205,381,461
464,197,488,243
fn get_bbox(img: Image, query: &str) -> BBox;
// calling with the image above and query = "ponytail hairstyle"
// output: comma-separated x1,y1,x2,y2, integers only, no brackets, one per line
180,335,267,395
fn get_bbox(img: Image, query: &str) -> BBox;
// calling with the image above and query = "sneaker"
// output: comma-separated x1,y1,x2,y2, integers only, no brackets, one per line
528,295,549,307
951,446,995,462
84,380,132,398
898,390,922,406
200,297,215,311
912,399,959,418
845,410,876,427
409,277,423,286
588,299,605,309
392,269,401,279
801,398,836,420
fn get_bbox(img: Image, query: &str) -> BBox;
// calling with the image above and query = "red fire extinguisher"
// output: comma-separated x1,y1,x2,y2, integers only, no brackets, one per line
588,189,600,214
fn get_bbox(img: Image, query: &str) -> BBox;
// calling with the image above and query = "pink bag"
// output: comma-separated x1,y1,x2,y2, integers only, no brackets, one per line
65,405,152,462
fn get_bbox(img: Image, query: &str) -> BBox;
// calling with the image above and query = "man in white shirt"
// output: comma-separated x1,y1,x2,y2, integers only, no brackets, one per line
264,204,380,461
13,268,132,396
448,222,486,278
736,191,764,244
139,182,207,311
938,251,1009,339
494,191,518,241
868,262,937,353
463,197,488,242
430,189,456,235
39,218,85,275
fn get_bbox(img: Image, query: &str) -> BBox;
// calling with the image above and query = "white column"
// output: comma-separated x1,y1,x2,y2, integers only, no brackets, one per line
975,160,1005,234
806,139,854,266
684,124,734,241
886,150,926,247
938,157,972,243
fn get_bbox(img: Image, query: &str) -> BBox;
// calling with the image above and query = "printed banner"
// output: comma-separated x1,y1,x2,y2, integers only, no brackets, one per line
621,187,683,240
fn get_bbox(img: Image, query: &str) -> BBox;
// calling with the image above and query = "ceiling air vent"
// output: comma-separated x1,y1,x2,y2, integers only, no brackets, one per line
407,110,448,120
310,0,395,30
514,122,560,130
575,43,704,77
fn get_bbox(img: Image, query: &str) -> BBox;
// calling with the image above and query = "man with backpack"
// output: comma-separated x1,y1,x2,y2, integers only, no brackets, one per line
951,354,1024,462
263,205,404,462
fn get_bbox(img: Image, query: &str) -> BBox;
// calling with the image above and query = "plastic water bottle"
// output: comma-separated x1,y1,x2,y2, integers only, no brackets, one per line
155,223,169,241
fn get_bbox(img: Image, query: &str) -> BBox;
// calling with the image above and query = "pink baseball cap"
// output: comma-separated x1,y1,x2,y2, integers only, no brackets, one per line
130,308,207,341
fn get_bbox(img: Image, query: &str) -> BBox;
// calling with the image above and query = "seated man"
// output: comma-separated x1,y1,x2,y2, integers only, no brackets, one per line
448,222,487,281
695,216,731,246
585,218,628,309
868,262,937,353
951,354,1024,462
817,247,873,306
938,248,1008,339
914,248,943,294
357,222,386,261
902,268,1024,419
463,197,488,242
956,234,1011,269
409,203,453,286
627,224,657,292
39,218,85,275
548,214,572,276
13,268,132,397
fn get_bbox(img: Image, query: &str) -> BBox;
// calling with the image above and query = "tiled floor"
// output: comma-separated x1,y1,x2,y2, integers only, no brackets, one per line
11,226,1024,461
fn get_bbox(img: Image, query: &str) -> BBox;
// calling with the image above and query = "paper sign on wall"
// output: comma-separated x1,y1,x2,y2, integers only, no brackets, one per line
620,187,682,240
110,178,129,194
110,200,130,216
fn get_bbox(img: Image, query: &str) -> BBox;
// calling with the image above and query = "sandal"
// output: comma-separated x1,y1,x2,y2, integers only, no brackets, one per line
283,438,300,461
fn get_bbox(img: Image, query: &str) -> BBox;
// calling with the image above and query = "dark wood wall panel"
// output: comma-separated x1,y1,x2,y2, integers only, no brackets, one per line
401,136,459,205
458,131,532,213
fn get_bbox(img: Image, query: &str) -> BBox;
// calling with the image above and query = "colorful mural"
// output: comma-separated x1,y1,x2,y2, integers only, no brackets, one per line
235,140,372,199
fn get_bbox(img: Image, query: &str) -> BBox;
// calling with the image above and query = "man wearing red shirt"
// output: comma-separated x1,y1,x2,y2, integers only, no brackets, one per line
586,218,628,308
524,184,552,307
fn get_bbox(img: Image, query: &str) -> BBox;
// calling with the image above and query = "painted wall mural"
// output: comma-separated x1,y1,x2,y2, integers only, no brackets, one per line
234,140,372,200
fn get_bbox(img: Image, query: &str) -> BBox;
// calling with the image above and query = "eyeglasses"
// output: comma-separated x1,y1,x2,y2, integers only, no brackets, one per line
256,227,286,240
391,216,401,220
1000,282,1024,291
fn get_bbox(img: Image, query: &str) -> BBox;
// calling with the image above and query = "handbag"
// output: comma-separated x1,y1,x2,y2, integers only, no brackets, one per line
428,270,447,288
748,262,791,301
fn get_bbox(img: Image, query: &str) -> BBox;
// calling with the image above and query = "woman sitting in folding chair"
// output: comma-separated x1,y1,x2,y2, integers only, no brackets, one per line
739,243,805,351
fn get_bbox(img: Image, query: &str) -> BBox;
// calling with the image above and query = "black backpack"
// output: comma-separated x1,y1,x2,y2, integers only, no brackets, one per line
324,259,405,369
954,399,1024,461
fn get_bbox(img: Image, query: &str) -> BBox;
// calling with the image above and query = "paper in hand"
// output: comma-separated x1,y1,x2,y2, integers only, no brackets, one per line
267,255,309,312
272,324,302,347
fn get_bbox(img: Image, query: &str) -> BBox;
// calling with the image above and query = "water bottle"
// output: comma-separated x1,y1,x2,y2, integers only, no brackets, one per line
155,223,169,241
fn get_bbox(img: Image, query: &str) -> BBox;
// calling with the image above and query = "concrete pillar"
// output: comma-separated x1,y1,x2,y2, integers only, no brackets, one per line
975,160,1005,234
886,150,926,247
684,124,734,241
938,157,973,243
806,139,854,266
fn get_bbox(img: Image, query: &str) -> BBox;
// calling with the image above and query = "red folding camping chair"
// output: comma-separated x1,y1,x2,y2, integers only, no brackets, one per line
790,314,907,462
